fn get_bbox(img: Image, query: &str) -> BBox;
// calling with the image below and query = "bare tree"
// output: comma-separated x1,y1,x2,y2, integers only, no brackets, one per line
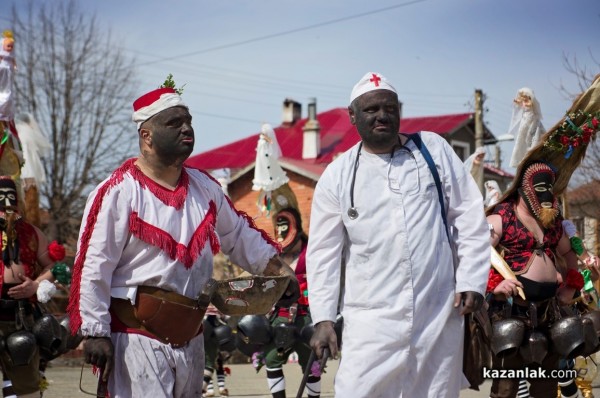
11,0,138,243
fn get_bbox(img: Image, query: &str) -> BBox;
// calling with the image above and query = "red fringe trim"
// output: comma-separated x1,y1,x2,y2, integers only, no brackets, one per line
129,201,220,269
129,162,189,210
67,160,132,336
224,195,281,254
191,167,281,254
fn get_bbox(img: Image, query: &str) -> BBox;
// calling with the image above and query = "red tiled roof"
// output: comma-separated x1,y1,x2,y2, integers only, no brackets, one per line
186,108,481,175
484,163,515,178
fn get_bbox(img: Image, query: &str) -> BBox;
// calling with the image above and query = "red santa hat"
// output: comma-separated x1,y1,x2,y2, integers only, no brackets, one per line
350,72,397,103
132,87,187,130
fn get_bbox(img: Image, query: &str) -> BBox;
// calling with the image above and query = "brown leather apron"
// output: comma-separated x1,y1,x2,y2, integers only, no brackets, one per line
110,286,207,348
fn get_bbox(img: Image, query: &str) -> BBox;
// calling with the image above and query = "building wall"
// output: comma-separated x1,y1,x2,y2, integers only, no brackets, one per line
227,169,317,240
584,217,599,256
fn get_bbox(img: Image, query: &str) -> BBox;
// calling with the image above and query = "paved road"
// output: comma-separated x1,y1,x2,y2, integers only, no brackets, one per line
43,358,600,397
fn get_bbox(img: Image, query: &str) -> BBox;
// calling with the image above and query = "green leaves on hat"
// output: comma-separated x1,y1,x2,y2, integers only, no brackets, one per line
160,73,186,95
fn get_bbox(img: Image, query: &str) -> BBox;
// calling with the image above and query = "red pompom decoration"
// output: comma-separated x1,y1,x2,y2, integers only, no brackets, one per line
564,268,584,291
486,269,504,294
298,281,309,306
48,241,66,262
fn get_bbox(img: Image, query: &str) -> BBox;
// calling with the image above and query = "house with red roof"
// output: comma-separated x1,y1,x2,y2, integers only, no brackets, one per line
186,99,514,234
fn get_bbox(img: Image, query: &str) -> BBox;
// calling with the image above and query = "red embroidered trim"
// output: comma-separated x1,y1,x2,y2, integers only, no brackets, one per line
67,161,131,335
224,195,281,254
129,201,220,269
128,161,189,210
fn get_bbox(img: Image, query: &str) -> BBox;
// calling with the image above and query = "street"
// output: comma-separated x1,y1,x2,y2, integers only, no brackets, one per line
42,358,600,397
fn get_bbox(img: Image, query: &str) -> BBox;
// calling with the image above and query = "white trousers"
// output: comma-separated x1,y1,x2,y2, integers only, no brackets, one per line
108,332,205,398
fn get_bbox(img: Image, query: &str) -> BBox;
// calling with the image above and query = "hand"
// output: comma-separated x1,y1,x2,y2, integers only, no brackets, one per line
454,291,484,315
7,274,39,299
492,279,523,300
83,337,114,382
277,274,300,307
264,256,301,306
310,321,339,360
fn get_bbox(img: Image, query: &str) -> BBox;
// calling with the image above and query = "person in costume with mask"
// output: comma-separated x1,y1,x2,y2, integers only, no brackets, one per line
0,30,17,124
485,180,503,208
0,176,57,398
67,80,300,398
306,72,490,397
508,88,545,168
486,161,581,398
259,206,321,398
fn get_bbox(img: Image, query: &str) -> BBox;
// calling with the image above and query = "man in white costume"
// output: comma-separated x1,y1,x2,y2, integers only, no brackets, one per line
306,72,490,398
67,84,299,398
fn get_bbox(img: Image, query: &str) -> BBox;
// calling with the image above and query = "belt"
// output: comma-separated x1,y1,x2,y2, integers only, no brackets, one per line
513,296,554,309
0,299,19,309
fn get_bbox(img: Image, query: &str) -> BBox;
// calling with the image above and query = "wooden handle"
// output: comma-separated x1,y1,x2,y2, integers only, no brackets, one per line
490,247,526,300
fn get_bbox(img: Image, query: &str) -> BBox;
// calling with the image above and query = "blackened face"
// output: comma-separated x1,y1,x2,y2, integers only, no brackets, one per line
531,172,554,208
147,106,195,161
349,90,400,153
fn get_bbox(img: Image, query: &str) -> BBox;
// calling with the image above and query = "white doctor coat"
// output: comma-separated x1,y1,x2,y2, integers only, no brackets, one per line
307,132,490,398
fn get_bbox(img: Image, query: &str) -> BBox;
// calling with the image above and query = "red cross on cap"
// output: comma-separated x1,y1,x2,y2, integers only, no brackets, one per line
369,73,381,87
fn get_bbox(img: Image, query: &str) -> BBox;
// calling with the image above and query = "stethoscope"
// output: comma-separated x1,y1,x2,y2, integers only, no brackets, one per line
347,140,412,220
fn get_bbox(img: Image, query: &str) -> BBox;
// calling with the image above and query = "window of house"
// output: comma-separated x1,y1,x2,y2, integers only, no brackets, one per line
451,140,470,161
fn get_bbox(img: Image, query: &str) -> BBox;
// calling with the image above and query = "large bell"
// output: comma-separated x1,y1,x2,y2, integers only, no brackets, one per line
59,316,84,351
582,310,600,337
237,315,272,346
580,317,600,357
550,315,586,359
6,330,37,366
519,329,548,365
214,324,236,353
32,314,63,357
491,318,525,358
299,323,315,346
234,331,263,357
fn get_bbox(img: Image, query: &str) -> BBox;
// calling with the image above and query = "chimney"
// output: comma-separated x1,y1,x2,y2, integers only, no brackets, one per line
282,98,301,126
302,98,320,159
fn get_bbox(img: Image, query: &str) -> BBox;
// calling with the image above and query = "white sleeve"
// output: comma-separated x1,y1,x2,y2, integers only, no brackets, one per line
77,182,131,336
306,169,344,325
215,193,278,275
431,134,490,295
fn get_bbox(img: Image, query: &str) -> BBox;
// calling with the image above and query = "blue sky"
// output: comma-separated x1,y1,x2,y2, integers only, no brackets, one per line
6,0,600,171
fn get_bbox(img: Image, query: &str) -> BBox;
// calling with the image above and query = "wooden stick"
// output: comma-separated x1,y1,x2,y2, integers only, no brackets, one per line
490,247,526,300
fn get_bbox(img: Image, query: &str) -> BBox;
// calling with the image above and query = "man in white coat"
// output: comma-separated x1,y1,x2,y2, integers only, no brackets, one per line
306,72,490,397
